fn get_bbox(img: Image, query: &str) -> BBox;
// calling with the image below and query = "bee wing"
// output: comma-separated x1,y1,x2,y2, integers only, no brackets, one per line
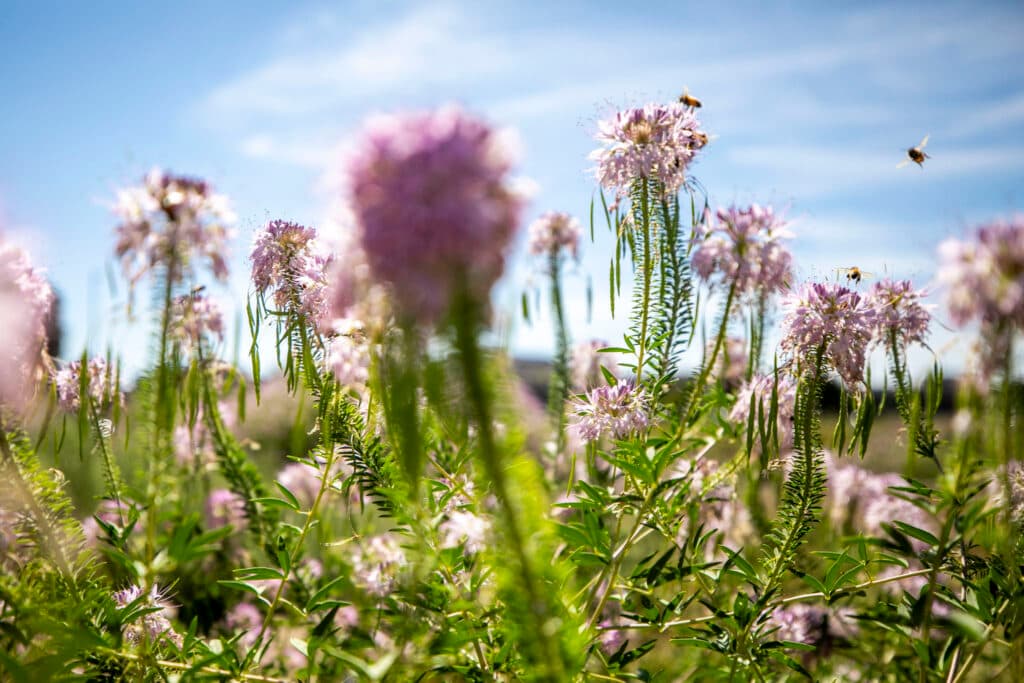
919,134,929,149
861,270,875,278
896,159,910,168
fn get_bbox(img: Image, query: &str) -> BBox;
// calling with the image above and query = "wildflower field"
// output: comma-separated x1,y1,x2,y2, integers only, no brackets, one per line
2,82,1024,683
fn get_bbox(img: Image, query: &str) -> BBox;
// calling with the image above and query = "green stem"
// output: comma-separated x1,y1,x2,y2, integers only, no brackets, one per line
452,292,562,682
547,251,570,453
635,179,652,379
682,284,737,425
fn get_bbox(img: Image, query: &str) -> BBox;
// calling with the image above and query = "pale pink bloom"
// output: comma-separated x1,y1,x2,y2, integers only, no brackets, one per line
347,106,525,325
113,583,181,647
569,381,650,443
527,211,582,259
938,216,1024,328
590,102,708,197
866,278,931,349
438,511,490,554
326,318,369,390
767,604,827,645
112,168,234,285
692,205,793,298
351,534,406,597
780,282,877,388
169,293,224,351
250,219,332,328
52,357,121,412
0,241,53,410
204,488,246,530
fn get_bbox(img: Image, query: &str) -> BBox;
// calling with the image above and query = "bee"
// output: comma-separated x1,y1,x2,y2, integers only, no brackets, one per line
835,266,873,285
897,134,930,168
678,87,702,109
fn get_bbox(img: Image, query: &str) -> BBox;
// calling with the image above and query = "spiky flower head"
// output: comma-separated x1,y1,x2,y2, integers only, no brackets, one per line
347,105,525,326
527,211,582,259
590,102,708,198
767,604,827,645
438,510,490,555
780,282,876,388
351,534,406,598
569,381,650,444
938,216,1024,329
867,278,931,350
169,293,224,351
52,357,121,412
113,583,181,647
112,168,235,285
692,204,793,298
0,240,53,410
326,318,370,391
204,488,247,530
250,219,332,328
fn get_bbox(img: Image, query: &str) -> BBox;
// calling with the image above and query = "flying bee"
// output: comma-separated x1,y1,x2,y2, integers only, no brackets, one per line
835,266,873,285
897,134,930,168
678,87,702,109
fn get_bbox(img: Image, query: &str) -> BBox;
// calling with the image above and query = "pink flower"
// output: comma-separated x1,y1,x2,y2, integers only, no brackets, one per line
780,282,876,388
169,293,224,351
347,106,525,325
250,220,332,328
51,357,121,412
0,240,53,410
866,278,931,349
326,319,369,390
590,102,708,198
204,488,246,530
351,534,406,597
113,168,235,285
113,583,181,647
438,510,490,554
527,211,581,259
938,216,1024,329
569,381,650,443
691,205,792,298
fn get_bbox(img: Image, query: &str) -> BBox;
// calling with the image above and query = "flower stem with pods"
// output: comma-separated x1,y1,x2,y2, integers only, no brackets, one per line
452,287,567,682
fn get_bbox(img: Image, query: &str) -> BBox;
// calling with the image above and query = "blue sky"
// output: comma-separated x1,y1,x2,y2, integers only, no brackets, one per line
2,0,1023,379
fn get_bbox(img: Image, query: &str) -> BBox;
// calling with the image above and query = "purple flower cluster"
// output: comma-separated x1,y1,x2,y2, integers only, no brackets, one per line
938,216,1024,329
204,488,247,530
113,583,181,647
827,454,936,548
347,106,525,325
867,278,931,350
570,339,621,390
438,510,490,555
767,604,827,645
113,168,234,285
351,534,406,598
0,240,53,410
326,318,370,391
692,205,793,298
590,102,708,197
52,357,120,412
570,381,650,444
527,211,581,259
780,282,876,388
169,293,224,351
250,220,332,327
